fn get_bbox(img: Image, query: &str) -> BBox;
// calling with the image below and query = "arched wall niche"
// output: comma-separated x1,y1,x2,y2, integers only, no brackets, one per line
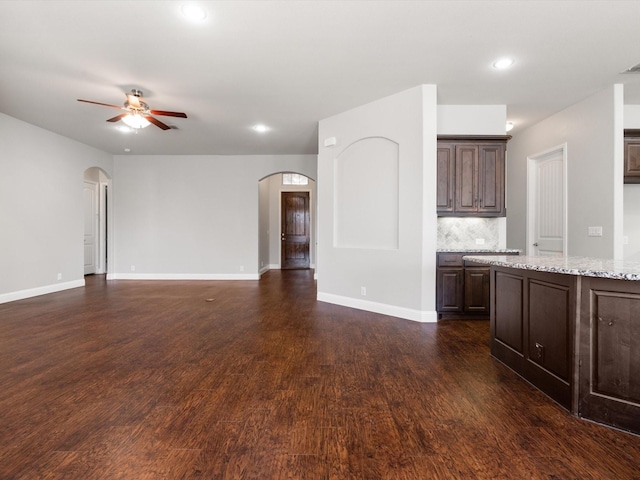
333,136,399,249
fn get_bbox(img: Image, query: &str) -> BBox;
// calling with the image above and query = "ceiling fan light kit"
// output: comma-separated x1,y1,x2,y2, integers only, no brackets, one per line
121,113,151,129
77,89,187,131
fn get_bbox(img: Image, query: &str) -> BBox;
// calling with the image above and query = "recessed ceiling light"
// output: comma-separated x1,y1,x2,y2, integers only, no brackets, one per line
124,148,131,153
493,57,515,70
181,3,207,22
253,124,269,133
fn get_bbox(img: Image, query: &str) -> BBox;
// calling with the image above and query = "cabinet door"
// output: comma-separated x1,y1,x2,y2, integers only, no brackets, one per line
436,268,464,312
624,139,640,184
437,144,455,214
455,145,479,214
464,267,490,313
477,144,505,215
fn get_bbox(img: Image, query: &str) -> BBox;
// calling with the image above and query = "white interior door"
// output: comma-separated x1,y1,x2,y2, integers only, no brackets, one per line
528,147,566,256
84,180,98,274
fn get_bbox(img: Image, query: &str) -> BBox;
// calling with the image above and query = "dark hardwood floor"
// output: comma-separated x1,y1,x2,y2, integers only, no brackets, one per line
1,271,639,479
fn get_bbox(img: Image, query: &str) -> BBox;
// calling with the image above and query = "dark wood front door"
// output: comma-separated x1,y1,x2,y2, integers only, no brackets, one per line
281,191,310,269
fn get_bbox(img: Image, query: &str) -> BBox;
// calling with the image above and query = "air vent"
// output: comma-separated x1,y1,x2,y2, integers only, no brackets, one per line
621,63,640,74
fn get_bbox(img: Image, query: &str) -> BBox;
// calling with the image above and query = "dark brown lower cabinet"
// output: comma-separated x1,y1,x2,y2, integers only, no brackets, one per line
490,266,640,436
579,276,640,435
490,267,575,410
464,266,490,313
436,267,464,313
436,252,517,319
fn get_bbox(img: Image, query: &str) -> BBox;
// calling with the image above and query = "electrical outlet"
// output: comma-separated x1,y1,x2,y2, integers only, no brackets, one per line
624,236,630,245
475,238,485,245
240,266,245,272
361,286,366,296
130,265,136,272
57,273,62,281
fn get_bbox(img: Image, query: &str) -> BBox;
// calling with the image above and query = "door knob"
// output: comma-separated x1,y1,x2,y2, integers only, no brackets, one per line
533,243,539,247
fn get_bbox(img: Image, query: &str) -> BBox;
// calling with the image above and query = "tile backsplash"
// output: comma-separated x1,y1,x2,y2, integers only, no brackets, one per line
437,217,503,250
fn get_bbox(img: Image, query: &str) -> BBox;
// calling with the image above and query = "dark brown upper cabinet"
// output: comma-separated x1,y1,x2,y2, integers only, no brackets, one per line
624,130,640,184
436,144,455,213
437,136,510,217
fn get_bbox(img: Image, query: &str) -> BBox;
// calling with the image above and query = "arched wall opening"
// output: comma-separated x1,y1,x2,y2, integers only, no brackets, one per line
83,167,112,275
258,172,317,276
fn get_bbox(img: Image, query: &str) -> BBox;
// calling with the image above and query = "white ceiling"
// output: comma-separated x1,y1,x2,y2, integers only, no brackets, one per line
2,0,640,155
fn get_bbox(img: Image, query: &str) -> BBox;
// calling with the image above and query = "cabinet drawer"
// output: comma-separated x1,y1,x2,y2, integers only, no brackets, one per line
437,254,463,267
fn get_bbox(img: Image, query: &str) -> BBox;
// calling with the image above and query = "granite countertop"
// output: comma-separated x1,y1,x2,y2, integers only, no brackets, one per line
463,255,640,281
437,248,522,253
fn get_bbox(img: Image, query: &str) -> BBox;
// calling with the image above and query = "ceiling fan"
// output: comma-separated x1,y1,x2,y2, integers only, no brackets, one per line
77,89,187,130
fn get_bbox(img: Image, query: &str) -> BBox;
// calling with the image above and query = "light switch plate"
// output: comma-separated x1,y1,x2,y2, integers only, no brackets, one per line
588,226,603,237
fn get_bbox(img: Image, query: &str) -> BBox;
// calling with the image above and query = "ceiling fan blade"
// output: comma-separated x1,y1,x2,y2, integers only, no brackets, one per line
145,115,171,130
106,113,128,123
149,110,188,118
77,99,123,109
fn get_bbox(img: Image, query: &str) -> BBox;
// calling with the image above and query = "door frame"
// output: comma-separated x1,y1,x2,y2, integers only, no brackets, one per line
527,143,568,256
98,182,108,274
279,187,313,269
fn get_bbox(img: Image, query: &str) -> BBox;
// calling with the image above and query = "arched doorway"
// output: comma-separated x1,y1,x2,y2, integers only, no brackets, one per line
258,172,316,275
83,167,111,275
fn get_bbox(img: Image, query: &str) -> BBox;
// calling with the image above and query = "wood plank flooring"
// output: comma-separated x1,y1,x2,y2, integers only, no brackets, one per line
0,270,639,479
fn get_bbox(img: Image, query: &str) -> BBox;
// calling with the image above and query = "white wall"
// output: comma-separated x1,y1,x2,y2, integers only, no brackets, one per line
437,105,507,136
258,177,270,273
0,113,113,302
111,154,316,279
317,85,438,322
267,174,282,267
507,86,624,257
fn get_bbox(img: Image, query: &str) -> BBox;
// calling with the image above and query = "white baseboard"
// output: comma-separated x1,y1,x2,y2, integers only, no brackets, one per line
259,264,280,275
0,279,85,304
316,292,437,323
107,273,260,280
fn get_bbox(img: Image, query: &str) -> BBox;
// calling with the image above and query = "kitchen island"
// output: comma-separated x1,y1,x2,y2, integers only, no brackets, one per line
465,255,640,436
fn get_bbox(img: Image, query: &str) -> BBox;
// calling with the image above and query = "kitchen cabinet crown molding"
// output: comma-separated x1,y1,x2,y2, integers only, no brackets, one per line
437,135,512,142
